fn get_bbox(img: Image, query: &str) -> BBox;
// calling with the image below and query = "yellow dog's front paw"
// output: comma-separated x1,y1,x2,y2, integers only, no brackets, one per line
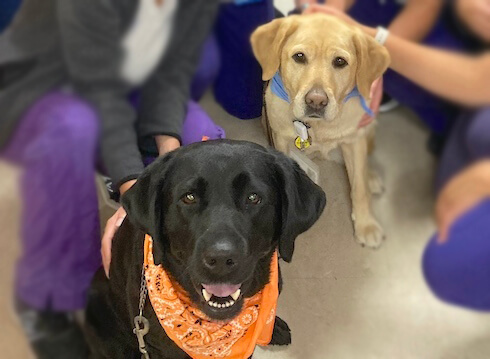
354,219,385,249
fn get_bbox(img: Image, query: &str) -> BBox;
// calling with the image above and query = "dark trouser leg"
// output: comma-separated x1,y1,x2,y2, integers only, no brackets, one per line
436,107,490,191
213,0,275,119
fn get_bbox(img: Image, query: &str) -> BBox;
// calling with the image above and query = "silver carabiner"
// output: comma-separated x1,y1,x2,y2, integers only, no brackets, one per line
133,315,150,359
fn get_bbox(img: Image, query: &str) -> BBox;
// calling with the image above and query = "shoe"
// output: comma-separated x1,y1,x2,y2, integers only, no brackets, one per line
379,93,399,113
427,132,446,157
14,297,90,359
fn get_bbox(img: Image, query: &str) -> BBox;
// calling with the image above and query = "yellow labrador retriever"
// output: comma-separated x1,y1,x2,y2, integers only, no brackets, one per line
251,14,390,248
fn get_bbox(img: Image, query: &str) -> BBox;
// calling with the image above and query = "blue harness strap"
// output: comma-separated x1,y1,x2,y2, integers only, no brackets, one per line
270,72,374,117
343,87,374,117
271,72,291,103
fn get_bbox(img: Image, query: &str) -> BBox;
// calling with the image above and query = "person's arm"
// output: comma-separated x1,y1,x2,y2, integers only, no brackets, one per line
455,0,490,43
57,0,144,189
137,0,220,157
374,29,490,106
306,5,490,106
388,0,443,41
295,0,347,11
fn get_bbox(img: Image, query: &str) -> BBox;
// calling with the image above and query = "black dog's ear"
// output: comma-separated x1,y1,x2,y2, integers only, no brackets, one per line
272,150,326,262
121,152,175,243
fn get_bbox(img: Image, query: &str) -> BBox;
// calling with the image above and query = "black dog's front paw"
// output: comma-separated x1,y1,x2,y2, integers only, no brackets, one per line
269,316,291,346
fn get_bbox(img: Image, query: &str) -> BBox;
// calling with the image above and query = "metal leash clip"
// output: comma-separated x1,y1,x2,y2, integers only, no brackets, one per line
133,265,150,359
133,315,150,359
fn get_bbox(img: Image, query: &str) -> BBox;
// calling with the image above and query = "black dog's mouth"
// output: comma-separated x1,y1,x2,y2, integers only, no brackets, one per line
201,283,242,310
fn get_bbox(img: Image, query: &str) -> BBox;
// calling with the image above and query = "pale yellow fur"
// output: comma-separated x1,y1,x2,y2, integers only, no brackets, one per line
252,14,390,248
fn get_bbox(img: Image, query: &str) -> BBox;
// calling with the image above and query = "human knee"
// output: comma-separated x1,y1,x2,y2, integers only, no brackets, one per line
43,94,99,148
422,237,447,299
422,232,490,311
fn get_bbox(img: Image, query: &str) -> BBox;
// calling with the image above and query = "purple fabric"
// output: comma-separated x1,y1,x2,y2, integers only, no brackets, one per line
191,35,221,101
436,107,490,191
349,0,464,135
423,199,490,311
181,101,225,145
1,92,101,311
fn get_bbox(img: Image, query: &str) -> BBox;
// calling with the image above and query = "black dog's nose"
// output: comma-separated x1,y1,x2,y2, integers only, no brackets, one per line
203,239,239,274
305,87,328,111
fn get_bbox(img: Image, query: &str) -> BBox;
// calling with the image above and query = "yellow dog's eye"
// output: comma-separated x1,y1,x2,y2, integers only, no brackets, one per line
247,193,262,205
333,57,348,68
293,52,307,64
182,193,197,204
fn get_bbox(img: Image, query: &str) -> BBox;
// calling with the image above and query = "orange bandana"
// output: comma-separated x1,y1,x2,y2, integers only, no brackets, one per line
144,235,279,359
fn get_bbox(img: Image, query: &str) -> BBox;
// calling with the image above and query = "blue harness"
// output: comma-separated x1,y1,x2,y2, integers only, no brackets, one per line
270,71,374,118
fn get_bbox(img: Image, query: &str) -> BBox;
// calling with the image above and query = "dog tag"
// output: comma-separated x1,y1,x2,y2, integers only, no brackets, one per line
294,136,312,150
289,146,320,185
293,120,309,141
134,316,150,359
293,120,312,151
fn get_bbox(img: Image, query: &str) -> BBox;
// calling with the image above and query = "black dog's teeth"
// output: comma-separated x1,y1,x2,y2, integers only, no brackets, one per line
202,288,241,309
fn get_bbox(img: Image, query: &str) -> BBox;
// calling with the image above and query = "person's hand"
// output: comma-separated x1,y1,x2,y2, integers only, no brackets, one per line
295,0,316,10
304,4,375,36
101,179,136,277
295,0,346,11
155,135,180,156
436,160,490,243
101,207,127,277
455,0,490,43
304,4,356,24
358,77,383,128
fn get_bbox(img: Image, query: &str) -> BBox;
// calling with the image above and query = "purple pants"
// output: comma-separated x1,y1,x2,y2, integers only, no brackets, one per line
423,108,490,310
2,93,101,310
423,199,490,311
436,108,490,190
3,48,225,310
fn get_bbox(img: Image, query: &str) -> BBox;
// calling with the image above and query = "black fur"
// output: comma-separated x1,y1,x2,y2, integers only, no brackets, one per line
85,140,325,358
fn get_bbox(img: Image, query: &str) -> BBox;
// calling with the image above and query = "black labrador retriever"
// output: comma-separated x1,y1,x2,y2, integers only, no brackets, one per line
85,140,326,358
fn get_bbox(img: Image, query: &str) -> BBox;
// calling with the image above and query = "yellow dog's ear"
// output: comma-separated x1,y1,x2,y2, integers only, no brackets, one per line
353,30,390,99
251,17,299,81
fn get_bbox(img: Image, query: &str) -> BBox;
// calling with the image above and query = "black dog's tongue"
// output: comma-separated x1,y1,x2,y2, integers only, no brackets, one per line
202,284,240,298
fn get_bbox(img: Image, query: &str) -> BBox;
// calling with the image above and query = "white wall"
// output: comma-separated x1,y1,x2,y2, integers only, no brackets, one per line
274,0,294,15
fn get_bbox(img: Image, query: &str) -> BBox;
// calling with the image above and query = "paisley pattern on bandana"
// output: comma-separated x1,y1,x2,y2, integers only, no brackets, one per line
144,235,279,359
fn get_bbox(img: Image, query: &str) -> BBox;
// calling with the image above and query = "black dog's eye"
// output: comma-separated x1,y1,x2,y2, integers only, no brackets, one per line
292,52,307,64
247,193,261,205
182,192,197,204
333,57,348,68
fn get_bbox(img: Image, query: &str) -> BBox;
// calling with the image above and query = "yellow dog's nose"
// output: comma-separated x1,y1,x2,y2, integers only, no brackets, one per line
305,87,329,110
